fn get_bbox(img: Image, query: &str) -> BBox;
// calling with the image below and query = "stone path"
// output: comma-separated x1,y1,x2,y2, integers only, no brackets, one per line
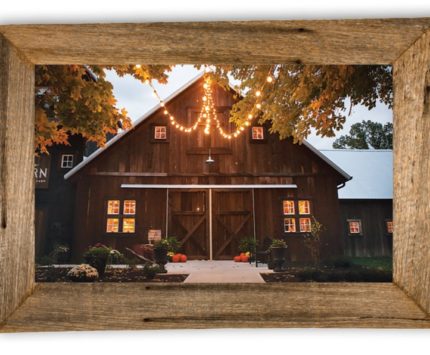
166,260,271,283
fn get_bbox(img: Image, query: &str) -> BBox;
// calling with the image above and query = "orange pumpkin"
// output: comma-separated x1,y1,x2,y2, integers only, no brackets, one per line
240,252,246,257
240,255,249,262
172,254,181,263
180,254,187,262
233,255,241,262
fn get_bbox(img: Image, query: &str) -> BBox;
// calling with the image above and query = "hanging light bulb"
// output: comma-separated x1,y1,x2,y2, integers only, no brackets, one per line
266,76,273,83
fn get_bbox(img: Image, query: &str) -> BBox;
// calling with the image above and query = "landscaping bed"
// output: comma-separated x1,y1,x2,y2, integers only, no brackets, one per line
261,257,393,283
36,266,188,283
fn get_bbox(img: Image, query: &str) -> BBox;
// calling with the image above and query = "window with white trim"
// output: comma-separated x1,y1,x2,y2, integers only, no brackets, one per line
154,126,167,140
299,217,312,232
298,200,311,215
106,218,119,233
251,126,264,140
61,154,74,168
123,200,136,215
348,220,362,235
283,200,295,215
106,199,136,233
284,218,296,233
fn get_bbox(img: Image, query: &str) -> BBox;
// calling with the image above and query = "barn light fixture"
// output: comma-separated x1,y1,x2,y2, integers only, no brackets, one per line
205,148,215,165
140,66,275,139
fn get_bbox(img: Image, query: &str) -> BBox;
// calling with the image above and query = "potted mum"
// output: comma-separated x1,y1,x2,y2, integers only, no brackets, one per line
83,243,111,278
153,239,169,268
270,239,288,272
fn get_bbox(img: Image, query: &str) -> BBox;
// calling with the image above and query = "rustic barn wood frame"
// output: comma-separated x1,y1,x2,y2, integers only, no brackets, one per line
1,19,430,332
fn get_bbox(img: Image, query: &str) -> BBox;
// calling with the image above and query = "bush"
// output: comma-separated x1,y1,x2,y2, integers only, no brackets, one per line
67,264,99,282
108,249,125,264
238,237,258,254
142,263,162,280
270,239,287,248
165,236,181,254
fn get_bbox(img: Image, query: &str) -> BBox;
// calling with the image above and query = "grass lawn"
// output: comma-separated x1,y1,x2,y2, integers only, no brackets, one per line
347,257,392,272
262,256,393,282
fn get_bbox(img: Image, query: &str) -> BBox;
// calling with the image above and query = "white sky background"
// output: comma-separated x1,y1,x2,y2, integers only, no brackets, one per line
106,65,392,149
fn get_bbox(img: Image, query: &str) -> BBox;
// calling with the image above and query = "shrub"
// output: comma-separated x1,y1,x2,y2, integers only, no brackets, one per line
108,249,125,264
238,237,258,254
270,239,287,248
67,264,99,282
142,263,162,280
50,244,70,264
165,236,181,254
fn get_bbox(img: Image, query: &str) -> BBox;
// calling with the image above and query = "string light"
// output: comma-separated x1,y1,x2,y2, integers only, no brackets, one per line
137,65,276,139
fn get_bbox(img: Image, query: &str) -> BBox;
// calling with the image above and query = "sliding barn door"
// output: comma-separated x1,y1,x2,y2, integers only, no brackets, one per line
168,190,209,259
212,189,254,260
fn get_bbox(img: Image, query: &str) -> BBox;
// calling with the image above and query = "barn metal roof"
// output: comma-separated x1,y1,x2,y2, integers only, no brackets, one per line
320,149,393,200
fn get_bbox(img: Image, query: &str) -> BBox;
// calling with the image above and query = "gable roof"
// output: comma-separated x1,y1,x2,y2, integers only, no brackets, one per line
65,73,351,181
64,72,205,180
320,149,393,199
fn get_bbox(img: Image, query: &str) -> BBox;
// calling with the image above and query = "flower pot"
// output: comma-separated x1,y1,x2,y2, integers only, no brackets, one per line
153,247,168,266
84,255,108,278
270,246,288,272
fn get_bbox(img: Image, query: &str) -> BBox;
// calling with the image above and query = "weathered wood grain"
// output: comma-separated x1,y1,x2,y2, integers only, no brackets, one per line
1,19,430,65
0,283,429,332
0,35,35,324
393,29,430,314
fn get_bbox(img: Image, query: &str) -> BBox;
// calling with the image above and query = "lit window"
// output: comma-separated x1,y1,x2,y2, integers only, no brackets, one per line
251,126,264,140
154,126,167,140
107,200,120,215
299,218,312,232
298,200,311,214
106,218,119,233
284,218,296,233
283,200,295,215
61,154,74,168
386,220,393,234
124,200,136,215
348,220,362,235
122,218,136,233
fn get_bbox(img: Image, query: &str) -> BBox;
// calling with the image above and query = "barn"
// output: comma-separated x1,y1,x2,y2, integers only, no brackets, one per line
64,74,351,262
321,149,393,257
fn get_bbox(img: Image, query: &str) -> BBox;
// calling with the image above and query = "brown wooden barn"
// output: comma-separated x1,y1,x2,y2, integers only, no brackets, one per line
65,74,351,261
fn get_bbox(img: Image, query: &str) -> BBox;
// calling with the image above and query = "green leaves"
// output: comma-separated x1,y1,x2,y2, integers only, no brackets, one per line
332,120,393,149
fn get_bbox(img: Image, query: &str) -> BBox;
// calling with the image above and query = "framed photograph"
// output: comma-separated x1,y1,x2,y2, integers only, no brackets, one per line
1,18,430,333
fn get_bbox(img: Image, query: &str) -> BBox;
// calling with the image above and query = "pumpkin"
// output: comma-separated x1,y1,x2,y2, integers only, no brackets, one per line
240,255,249,262
180,254,187,262
233,256,241,262
171,254,181,263
240,252,246,257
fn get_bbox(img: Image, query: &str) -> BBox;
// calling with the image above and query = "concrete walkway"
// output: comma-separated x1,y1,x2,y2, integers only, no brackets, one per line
166,260,271,283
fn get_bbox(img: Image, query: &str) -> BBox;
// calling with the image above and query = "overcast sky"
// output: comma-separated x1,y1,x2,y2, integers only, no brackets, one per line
105,65,392,150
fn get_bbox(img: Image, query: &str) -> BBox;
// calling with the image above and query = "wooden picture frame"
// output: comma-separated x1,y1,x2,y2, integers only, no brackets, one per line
1,19,430,332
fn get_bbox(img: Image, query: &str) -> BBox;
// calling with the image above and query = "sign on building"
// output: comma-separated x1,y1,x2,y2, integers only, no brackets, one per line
35,155,51,189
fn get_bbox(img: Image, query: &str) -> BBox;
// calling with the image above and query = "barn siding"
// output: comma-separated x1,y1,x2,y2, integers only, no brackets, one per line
70,78,347,261
340,199,393,257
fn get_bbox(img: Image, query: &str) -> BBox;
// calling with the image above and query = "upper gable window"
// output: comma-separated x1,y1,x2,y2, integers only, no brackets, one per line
251,126,264,140
348,220,362,235
154,126,167,140
61,154,74,168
